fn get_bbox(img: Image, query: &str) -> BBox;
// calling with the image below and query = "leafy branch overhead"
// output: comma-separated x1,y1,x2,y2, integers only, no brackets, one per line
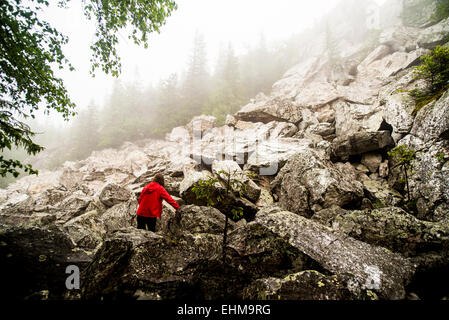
0,0,177,177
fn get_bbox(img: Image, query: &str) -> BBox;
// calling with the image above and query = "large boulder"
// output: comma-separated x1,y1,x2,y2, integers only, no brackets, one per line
362,179,403,208
245,138,314,176
167,126,190,143
410,90,449,142
271,148,364,216
312,207,449,257
235,95,302,125
59,165,84,191
186,115,217,138
396,135,449,222
101,199,138,232
0,224,92,300
242,271,377,300
382,91,416,141
416,16,449,48
334,101,384,136
62,210,106,250
80,228,248,300
331,131,395,162
179,170,218,205
55,191,92,223
98,183,133,208
166,205,237,238
226,222,322,279
255,209,415,299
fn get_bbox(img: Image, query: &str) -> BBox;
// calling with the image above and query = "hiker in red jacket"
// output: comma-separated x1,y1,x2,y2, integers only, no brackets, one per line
136,173,180,232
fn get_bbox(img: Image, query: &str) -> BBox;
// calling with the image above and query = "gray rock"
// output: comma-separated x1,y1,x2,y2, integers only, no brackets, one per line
226,222,316,279
167,126,190,143
255,188,274,208
186,115,217,138
410,90,449,142
179,170,217,205
246,138,314,176
383,92,415,139
331,131,395,162
59,166,84,191
55,191,92,223
0,193,35,216
0,224,92,300
242,271,378,300
316,107,336,123
81,226,297,300
166,205,236,237
417,17,449,48
63,210,105,250
101,199,138,232
362,179,403,207
379,160,390,178
361,153,383,173
379,26,419,52
397,135,449,222
80,228,226,300
313,206,449,257
99,183,133,208
0,212,56,228
225,114,237,127
271,148,364,217
255,210,415,299
308,122,336,137
235,97,302,124
334,101,384,137
179,169,258,221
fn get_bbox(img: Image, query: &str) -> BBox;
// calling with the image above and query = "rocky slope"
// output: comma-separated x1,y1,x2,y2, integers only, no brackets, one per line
1,0,449,300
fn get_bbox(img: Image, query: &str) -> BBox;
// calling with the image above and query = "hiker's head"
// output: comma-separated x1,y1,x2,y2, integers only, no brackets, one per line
152,173,165,187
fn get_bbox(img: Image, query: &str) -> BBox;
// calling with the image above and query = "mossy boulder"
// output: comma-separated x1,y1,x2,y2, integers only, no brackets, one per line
242,270,378,300
255,209,415,299
313,206,449,256
0,224,92,300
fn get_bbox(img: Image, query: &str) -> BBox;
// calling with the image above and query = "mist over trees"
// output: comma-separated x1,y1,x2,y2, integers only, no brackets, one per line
1,31,296,184
0,0,177,184
3,0,415,187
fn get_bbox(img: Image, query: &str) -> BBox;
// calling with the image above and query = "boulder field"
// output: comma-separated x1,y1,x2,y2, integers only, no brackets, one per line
1,0,449,301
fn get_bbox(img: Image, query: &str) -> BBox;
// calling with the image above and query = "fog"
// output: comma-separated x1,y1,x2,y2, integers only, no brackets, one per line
1,0,391,186
42,0,387,117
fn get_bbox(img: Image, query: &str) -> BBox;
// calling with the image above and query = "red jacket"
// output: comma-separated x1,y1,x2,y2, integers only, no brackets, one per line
136,182,180,218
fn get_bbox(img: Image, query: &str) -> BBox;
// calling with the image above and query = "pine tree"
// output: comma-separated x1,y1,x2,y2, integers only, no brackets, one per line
183,31,210,116
325,22,341,65
208,43,243,124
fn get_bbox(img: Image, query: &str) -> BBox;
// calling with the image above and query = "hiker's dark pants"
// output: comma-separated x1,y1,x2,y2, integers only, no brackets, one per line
136,215,157,232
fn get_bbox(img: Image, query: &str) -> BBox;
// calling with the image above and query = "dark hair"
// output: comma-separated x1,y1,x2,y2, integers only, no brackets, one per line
152,173,165,187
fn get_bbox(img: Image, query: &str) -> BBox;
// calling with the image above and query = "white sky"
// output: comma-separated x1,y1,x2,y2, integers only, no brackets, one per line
39,0,387,124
